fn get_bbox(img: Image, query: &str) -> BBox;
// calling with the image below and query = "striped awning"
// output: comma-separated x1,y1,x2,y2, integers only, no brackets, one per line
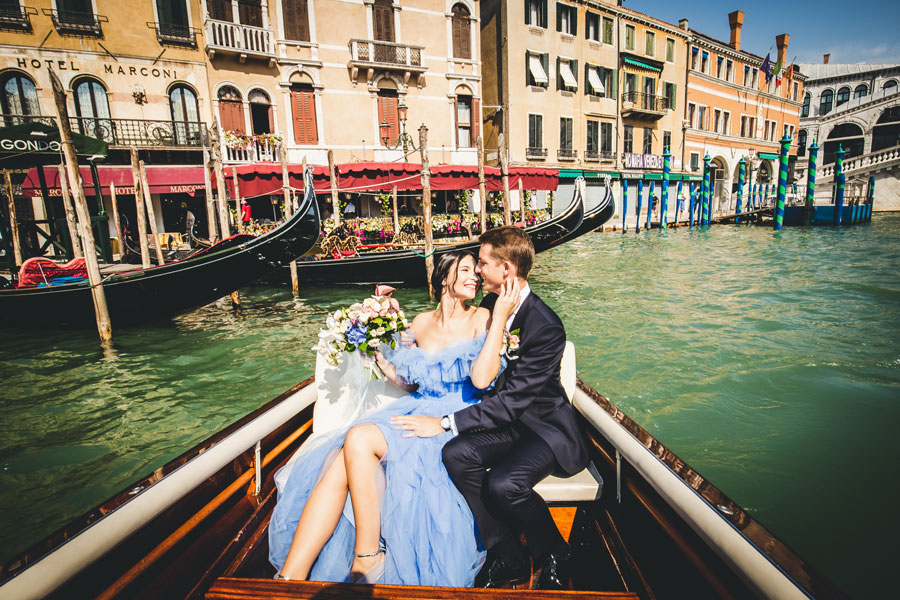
623,56,661,72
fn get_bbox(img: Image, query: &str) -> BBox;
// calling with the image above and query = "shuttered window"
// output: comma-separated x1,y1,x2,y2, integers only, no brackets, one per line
373,0,394,42
208,0,232,21
559,117,573,151
218,86,245,134
282,0,310,42
239,0,263,27
377,91,399,145
451,5,471,59
291,85,318,145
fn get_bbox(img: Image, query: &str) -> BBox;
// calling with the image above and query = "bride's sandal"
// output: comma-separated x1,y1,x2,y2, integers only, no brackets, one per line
348,543,387,584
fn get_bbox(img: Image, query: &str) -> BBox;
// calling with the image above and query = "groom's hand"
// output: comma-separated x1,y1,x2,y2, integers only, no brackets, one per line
390,415,443,438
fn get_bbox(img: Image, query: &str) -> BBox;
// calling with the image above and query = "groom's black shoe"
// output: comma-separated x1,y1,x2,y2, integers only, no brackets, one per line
474,554,531,588
534,547,572,590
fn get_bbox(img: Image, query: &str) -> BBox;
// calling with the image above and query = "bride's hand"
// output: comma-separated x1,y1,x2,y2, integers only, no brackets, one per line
390,415,443,438
492,277,520,324
374,350,396,380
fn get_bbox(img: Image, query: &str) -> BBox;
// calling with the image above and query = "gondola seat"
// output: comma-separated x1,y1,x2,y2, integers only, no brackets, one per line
312,341,602,501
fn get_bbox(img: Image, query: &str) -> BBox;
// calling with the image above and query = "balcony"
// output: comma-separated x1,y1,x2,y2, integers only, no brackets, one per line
584,149,614,162
526,147,548,160
0,5,36,31
3,115,205,148
222,136,281,164
147,21,200,47
557,148,578,161
42,8,106,37
348,39,427,87
205,19,275,65
621,91,669,120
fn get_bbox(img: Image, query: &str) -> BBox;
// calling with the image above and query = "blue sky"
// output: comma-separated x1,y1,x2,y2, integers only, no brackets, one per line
627,0,900,65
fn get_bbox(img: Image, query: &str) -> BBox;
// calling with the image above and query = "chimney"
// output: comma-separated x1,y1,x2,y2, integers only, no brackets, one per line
775,33,789,66
823,53,830,64
728,11,744,51
678,18,689,31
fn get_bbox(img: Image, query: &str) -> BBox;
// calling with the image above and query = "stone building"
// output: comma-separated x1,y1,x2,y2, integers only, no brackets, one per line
201,0,484,166
682,11,805,214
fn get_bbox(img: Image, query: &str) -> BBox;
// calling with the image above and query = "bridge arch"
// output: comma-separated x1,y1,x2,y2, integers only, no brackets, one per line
823,122,865,164
872,105,900,152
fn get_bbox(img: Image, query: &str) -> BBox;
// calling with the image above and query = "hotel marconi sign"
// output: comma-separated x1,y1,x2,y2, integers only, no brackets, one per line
13,58,182,80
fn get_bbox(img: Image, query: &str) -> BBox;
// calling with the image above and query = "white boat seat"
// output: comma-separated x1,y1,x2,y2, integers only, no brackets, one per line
535,342,604,503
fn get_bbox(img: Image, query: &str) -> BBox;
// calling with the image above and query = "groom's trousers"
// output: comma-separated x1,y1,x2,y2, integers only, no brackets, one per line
442,427,566,564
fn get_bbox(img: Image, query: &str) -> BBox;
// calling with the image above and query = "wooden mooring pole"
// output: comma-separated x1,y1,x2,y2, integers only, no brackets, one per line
419,125,435,301
50,69,112,345
210,126,231,240
281,150,299,296
202,146,218,244
498,133,511,226
476,135,487,234
3,170,22,267
232,167,242,233
327,149,340,225
108,183,124,260
139,159,165,265
57,164,83,258
129,148,151,268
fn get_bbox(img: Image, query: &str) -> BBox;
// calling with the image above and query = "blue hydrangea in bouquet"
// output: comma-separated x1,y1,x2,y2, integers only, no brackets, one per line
313,285,410,378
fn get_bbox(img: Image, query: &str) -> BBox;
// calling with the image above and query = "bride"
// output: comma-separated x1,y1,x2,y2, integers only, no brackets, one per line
268,249,520,586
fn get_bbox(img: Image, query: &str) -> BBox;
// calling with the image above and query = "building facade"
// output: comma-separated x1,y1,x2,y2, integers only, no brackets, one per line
682,11,804,213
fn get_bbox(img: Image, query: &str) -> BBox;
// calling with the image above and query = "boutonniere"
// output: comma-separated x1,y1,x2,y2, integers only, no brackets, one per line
502,328,521,360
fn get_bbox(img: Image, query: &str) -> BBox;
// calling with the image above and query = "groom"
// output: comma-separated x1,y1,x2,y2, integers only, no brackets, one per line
411,226,590,589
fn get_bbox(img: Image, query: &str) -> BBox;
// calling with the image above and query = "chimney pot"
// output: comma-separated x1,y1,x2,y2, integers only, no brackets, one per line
775,33,790,66
679,18,689,30
823,53,830,64
728,10,744,50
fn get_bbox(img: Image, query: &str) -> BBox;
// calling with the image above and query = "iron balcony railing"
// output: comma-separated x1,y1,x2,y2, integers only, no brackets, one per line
526,147,548,159
42,8,107,36
349,39,425,69
4,114,207,148
205,18,274,59
0,5,37,30
147,21,200,47
621,91,669,112
557,148,578,160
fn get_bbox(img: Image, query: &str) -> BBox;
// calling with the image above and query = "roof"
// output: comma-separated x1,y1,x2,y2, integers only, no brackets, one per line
689,29,764,62
797,63,900,81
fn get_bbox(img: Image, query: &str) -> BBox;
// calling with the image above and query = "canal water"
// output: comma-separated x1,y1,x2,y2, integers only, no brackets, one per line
2,214,898,597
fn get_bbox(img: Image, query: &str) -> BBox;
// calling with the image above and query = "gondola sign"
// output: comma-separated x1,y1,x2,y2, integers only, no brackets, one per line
0,121,107,168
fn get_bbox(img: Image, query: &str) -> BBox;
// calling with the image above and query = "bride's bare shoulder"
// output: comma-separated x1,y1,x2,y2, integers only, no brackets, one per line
472,306,491,332
410,311,434,333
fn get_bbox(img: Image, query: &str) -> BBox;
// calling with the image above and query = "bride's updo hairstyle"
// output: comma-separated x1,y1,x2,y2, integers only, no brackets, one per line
431,249,476,298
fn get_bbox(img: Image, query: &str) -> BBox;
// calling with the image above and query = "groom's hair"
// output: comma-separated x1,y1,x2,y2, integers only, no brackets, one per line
479,226,534,279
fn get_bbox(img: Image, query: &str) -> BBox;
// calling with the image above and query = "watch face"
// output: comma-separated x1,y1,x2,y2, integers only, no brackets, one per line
441,416,450,431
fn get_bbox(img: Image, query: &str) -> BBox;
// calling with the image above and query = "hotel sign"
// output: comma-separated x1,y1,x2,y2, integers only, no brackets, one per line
624,153,663,170
14,58,180,79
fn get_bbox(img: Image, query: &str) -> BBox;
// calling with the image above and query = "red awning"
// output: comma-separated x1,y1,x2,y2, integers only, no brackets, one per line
224,162,332,198
429,165,558,191
22,165,207,198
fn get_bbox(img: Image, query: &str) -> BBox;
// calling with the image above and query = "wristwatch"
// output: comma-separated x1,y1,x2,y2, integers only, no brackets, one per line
440,415,452,432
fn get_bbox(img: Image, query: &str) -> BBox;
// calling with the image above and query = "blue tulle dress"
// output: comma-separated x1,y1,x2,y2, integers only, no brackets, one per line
268,333,494,587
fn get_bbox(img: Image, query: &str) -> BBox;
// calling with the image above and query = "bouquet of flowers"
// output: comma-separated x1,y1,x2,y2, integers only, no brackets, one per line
313,285,409,378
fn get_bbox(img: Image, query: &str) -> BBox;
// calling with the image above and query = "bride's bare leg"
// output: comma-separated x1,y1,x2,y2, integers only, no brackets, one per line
344,424,388,575
279,449,349,580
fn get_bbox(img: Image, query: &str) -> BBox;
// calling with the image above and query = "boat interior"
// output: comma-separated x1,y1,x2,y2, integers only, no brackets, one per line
1,345,847,600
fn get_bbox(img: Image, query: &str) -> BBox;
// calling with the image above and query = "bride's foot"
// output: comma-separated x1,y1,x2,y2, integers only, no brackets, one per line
348,544,386,584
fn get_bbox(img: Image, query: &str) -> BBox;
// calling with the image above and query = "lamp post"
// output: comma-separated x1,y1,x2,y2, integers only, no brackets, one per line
380,101,420,162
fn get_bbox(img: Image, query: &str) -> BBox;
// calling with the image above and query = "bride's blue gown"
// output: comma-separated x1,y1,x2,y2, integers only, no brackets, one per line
268,333,494,586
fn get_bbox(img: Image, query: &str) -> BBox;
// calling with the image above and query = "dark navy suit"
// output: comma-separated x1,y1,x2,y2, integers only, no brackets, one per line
442,291,589,562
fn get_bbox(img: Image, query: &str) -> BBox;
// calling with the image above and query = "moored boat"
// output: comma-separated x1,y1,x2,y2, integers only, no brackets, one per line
0,344,848,600
0,170,321,328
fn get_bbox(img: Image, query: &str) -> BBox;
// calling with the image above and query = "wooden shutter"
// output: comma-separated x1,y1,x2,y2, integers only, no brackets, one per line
291,86,318,145
377,92,398,144
219,100,245,134
472,97,480,145
452,6,471,59
208,0,232,20
373,0,393,42
239,0,262,27
282,0,310,42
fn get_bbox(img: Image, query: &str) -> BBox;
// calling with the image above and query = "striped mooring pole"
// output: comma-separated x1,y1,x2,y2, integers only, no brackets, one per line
646,180,654,230
622,179,629,233
834,145,845,226
805,140,819,225
701,154,711,226
660,147,670,229
736,157,746,224
675,179,683,226
688,182,696,228
866,175,875,221
636,178,643,233
774,128,791,231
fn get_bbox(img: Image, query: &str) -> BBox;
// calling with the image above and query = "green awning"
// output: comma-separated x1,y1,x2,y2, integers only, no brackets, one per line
643,172,663,180
0,121,108,169
623,56,661,73
558,168,583,178
758,152,779,160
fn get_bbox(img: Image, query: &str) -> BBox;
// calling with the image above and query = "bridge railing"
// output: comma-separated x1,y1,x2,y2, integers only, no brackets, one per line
819,144,900,179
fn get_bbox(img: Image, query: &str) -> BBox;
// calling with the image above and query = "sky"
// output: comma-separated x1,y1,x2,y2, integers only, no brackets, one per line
626,0,900,65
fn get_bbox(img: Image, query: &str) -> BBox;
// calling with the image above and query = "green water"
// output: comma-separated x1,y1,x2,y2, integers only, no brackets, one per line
2,215,899,597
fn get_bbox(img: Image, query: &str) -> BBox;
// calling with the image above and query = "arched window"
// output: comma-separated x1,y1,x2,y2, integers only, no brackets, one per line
819,89,833,115
872,106,900,152
798,129,807,157
823,122,865,164
801,92,810,118
1,72,39,125
836,86,850,106
169,84,200,145
451,4,471,60
248,89,273,135
883,79,898,93
217,86,244,134
73,78,113,142
854,84,868,99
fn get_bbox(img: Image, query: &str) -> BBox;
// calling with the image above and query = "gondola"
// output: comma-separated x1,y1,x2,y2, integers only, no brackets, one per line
285,184,585,286
550,176,615,247
0,344,849,600
0,170,321,327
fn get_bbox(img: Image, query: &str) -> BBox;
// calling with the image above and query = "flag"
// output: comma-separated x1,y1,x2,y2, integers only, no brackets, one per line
761,53,772,83
774,55,784,87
